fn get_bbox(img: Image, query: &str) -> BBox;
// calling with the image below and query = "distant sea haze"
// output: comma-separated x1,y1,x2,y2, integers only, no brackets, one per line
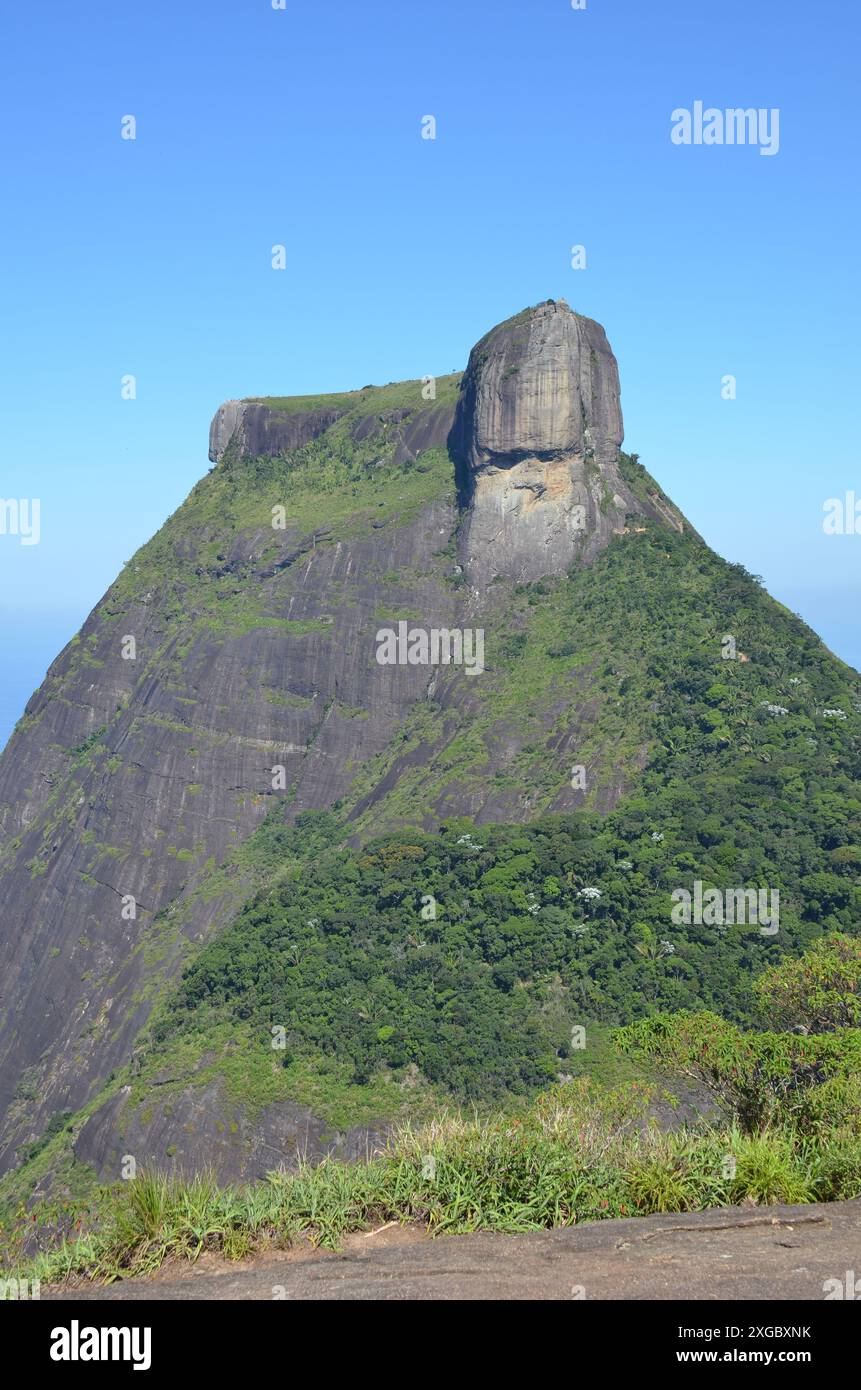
0,610,81,753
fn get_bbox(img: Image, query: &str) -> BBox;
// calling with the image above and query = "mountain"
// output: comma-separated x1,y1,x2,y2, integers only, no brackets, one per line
0,300,858,1194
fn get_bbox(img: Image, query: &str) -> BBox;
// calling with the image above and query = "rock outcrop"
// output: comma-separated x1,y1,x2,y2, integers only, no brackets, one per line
208,400,346,463
454,300,623,467
451,299,644,584
0,307,688,1181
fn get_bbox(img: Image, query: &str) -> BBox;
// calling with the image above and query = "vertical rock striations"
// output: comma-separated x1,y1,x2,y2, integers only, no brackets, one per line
451,299,649,585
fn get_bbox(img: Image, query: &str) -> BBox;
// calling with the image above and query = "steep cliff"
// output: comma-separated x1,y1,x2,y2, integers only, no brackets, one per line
0,303,858,1194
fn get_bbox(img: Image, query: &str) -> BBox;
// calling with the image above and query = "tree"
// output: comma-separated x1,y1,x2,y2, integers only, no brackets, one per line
753,932,861,1033
615,1008,861,1135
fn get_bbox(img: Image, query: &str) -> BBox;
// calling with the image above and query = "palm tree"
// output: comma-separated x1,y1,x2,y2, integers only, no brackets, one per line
634,924,674,1002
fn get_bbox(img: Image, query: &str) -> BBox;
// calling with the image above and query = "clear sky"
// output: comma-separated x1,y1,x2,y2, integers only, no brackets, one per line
1,0,858,748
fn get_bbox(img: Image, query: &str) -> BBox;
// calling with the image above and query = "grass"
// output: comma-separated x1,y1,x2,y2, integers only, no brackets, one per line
5,1079,860,1287
250,373,463,417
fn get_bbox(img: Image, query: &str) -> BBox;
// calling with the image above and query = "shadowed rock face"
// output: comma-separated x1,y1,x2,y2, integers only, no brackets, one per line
209,399,456,468
209,401,346,463
72,1080,390,1184
451,300,642,585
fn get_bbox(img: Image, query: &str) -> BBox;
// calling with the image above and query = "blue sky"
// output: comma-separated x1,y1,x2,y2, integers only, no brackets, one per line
1,0,859,748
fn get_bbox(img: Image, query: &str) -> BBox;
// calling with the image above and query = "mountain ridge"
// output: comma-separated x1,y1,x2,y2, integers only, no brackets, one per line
0,301,858,1196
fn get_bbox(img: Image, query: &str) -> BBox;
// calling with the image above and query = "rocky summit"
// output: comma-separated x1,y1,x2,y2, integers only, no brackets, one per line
455,300,628,583
0,303,857,1192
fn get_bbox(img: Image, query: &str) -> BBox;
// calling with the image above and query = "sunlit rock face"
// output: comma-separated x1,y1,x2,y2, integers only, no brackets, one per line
451,299,638,585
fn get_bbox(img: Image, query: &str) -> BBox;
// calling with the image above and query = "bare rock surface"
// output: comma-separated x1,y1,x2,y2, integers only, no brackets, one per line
454,299,623,468
44,1199,861,1301
208,401,345,462
451,300,659,583
73,1079,389,1184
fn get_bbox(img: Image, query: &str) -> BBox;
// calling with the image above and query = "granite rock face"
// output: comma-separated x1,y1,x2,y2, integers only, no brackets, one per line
72,1081,390,1185
455,299,623,468
0,309,686,1181
208,400,345,463
451,300,647,584
0,486,461,1177
209,397,455,468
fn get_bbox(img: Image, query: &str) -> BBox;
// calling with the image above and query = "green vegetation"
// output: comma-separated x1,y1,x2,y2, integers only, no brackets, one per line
250,372,462,417
343,489,861,842
753,929,861,1031
1,951,855,1282
135,559,861,1096
2,364,859,1265
6,1083,856,1284
617,933,861,1135
106,391,458,623
30,509,854,1157
3,895,860,1288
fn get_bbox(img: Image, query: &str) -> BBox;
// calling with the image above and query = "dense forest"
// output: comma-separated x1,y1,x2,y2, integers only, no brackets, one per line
147,517,861,1103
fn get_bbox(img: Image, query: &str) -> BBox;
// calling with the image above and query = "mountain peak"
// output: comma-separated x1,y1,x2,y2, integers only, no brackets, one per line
451,302,638,584
0,303,856,1194
453,299,623,469
205,304,678,587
